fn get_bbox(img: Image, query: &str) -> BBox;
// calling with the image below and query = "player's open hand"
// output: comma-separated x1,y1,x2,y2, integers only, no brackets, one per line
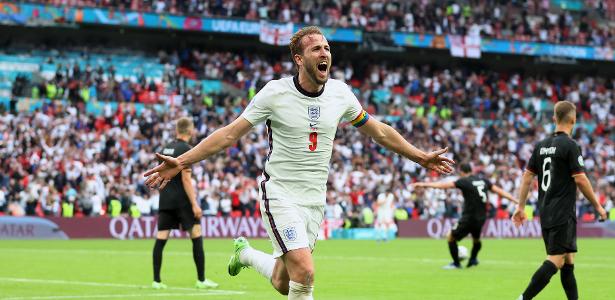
420,148,455,175
511,208,527,227
144,153,183,190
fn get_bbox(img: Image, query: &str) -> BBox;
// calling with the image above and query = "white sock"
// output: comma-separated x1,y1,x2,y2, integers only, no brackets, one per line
239,247,275,280
288,280,313,300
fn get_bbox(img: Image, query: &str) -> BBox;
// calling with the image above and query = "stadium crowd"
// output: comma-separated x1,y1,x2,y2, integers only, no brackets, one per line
29,0,615,46
0,48,614,224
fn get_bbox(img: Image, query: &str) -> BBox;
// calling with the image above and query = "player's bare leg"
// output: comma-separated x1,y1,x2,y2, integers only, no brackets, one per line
152,230,170,289
546,253,565,268
282,248,314,300
560,253,577,300
190,225,218,289
378,222,392,242
385,221,395,241
271,258,290,295
374,221,384,242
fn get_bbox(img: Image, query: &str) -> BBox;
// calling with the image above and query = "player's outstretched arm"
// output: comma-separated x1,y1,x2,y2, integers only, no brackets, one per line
144,117,254,189
573,173,607,221
491,185,519,204
411,182,455,189
512,170,535,227
357,118,454,174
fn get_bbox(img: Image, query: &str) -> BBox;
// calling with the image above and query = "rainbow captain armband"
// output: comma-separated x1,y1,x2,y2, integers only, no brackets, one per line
350,110,369,127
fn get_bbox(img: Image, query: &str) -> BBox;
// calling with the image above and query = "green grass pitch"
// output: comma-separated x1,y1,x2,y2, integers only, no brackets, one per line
0,238,613,299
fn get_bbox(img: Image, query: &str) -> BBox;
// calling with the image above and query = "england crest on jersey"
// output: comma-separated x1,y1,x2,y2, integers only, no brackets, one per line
283,226,297,241
308,105,320,121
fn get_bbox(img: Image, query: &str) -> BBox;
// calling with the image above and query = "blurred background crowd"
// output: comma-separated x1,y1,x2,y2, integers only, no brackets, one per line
1,0,614,226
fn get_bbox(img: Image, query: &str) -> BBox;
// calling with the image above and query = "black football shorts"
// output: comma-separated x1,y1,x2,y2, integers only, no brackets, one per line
542,218,577,255
157,208,199,231
451,218,485,241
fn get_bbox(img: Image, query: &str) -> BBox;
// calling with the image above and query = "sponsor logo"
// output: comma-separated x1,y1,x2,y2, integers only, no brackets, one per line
108,216,268,239
578,155,584,167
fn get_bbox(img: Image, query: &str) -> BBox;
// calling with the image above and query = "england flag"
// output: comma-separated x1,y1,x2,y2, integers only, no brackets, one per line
259,21,294,46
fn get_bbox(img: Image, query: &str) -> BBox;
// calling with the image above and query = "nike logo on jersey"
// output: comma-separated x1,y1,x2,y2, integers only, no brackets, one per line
309,123,318,128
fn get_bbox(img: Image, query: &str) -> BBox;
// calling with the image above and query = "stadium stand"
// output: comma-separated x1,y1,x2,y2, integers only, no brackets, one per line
1,44,613,222
27,0,615,46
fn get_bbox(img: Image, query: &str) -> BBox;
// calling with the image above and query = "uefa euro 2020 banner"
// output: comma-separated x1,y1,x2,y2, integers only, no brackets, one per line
1,216,614,240
0,2,362,43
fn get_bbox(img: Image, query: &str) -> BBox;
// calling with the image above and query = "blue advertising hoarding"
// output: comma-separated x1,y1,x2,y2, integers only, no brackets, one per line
0,3,361,43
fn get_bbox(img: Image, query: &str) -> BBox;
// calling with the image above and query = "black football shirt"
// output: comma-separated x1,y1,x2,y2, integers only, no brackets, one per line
158,140,192,210
526,131,585,229
454,175,493,221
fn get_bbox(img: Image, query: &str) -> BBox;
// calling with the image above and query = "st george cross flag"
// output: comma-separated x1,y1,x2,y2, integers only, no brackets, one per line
259,21,294,46
449,35,482,58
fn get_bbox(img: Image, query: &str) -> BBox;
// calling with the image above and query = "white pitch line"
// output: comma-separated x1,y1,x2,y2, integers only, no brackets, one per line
2,292,235,300
2,247,615,269
0,277,244,295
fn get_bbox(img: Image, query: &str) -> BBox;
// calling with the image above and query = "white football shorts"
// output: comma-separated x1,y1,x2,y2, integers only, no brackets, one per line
260,198,325,258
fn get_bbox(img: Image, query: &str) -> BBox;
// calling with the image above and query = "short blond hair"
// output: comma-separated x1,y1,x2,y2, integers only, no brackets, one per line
289,26,324,69
176,117,193,135
554,101,576,124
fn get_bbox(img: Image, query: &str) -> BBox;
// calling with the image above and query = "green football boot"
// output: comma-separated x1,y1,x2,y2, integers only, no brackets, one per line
227,237,250,276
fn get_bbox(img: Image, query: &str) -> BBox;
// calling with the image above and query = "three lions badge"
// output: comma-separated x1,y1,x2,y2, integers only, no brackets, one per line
283,226,297,242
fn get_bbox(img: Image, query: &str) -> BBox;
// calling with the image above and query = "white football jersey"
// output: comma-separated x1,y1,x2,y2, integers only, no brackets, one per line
241,76,368,206
377,192,395,221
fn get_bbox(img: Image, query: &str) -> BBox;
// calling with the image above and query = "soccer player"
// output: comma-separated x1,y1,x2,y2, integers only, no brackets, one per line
144,26,454,299
150,117,218,290
412,163,518,269
512,101,607,300
375,190,396,241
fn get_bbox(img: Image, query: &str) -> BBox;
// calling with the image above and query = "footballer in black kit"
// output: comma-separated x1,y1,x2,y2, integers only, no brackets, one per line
526,131,583,256
150,117,218,290
512,101,606,300
157,139,195,231
451,174,492,243
413,163,518,269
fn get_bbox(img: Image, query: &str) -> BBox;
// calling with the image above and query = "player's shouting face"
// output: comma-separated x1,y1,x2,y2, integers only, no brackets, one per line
296,34,331,85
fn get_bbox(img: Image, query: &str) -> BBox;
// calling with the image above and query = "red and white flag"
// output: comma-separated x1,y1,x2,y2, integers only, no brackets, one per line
259,21,294,46
449,35,482,58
